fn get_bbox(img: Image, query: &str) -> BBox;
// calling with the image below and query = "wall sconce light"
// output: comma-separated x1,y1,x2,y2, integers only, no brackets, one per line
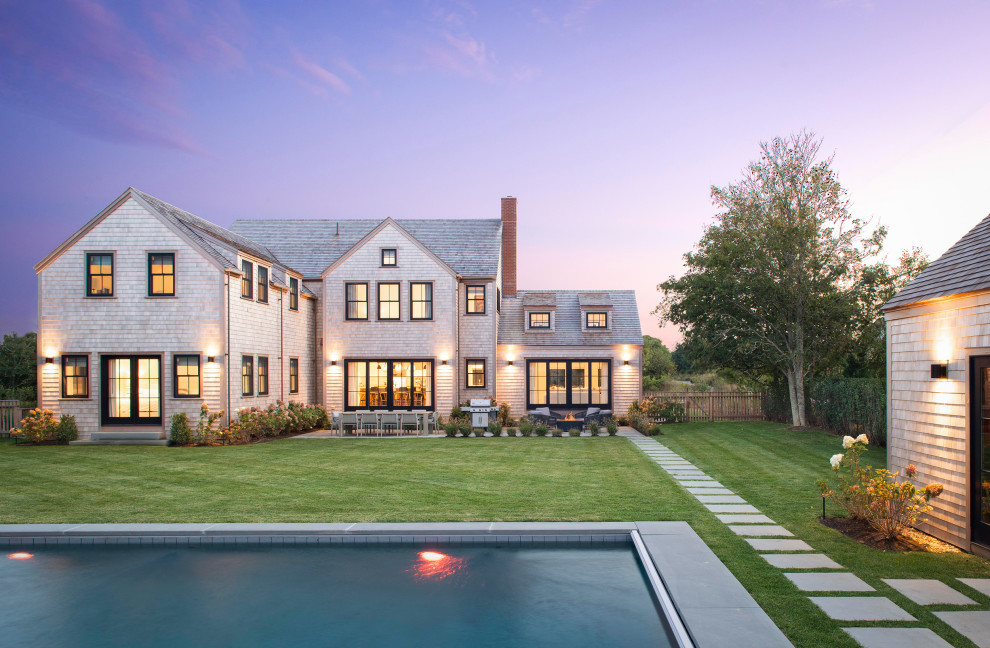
930,362,948,380
206,356,216,364
330,360,337,367
44,357,54,364
507,360,513,366
441,359,447,366
623,359,629,366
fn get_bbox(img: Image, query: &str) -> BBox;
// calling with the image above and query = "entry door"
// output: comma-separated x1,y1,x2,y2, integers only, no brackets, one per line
101,356,162,425
971,356,990,544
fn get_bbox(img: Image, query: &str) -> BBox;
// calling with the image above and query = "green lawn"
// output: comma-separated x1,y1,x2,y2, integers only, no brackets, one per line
3,425,990,648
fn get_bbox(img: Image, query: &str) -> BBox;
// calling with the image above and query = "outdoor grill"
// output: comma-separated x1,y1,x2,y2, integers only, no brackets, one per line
464,399,499,429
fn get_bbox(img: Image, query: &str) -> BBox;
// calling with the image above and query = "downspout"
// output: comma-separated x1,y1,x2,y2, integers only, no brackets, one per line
279,288,284,402
455,274,461,408
225,272,231,426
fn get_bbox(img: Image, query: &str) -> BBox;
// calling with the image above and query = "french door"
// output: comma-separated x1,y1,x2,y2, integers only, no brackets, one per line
971,356,990,545
101,355,162,425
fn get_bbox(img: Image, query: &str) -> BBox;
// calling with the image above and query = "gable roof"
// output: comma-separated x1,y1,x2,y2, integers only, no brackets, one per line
229,218,502,278
318,218,456,278
884,211,990,310
498,290,643,346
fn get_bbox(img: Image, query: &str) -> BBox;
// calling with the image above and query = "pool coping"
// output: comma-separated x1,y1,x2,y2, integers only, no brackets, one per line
1,521,791,648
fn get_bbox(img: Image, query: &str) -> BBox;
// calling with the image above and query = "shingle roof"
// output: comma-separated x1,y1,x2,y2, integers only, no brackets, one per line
884,212,990,310
522,292,557,307
228,218,502,278
578,292,613,308
498,290,643,346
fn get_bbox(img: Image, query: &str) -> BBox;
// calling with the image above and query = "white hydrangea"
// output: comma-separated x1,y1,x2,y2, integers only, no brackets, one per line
855,434,869,445
830,453,844,469
842,435,855,449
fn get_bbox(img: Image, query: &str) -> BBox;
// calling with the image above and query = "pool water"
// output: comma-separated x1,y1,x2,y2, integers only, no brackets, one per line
2,544,674,647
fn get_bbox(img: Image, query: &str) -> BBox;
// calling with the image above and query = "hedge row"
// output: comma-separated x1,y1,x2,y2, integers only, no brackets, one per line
763,378,886,446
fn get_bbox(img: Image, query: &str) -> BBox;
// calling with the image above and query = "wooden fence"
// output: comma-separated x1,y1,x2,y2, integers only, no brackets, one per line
0,400,22,436
643,391,765,423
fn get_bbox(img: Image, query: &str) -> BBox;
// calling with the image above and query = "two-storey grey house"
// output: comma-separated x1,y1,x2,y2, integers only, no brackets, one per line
35,188,643,440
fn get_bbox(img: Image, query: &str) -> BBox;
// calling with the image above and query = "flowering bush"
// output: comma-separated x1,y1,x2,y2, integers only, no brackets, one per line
234,402,329,443
817,435,944,540
195,403,225,445
629,397,684,424
10,408,58,443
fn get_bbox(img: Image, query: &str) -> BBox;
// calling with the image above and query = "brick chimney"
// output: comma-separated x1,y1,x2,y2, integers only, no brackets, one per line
501,196,517,297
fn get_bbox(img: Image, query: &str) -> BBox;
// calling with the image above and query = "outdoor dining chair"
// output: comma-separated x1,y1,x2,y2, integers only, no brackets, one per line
379,412,400,435
400,412,420,435
358,412,379,436
339,412,358,436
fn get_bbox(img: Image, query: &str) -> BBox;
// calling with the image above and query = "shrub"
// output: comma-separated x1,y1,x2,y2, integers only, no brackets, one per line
458,421,472,437
196,403,225,445
169,412,193,446
766,378,886,446
233,402,328,443
444,422,459,438
616,416,629,426
488,421,502,437
449,405,468,423
519,419,534,436
54,414,78,444
496,401,511,427
534,423,549,437
606,420,618,436
630,397,683,423
626,409,649,434
647,424,664,437
588,421,600,436
817,435,944,540
10,408,58,443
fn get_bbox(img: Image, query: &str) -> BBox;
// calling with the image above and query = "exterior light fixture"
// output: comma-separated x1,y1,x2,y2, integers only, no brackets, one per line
507,360,513,366
930,362,948,380
441,359,447,366
44,357,54,364
206,356,216,364
623,360,629,366
330,360,337,367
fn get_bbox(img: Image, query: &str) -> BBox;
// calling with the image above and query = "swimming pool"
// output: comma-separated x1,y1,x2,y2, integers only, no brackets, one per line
2,543,677,647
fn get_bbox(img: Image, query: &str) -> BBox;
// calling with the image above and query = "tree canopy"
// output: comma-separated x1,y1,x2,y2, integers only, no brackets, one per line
642,335,675,390
655,132,885,426
0,331,37,405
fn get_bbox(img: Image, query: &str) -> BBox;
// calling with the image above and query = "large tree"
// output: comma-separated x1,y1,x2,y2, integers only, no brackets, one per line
655,132,882,426
642,335,676,389
0,331,37,404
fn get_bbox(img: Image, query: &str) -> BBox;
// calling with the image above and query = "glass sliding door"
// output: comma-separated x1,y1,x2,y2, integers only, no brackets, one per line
526,359,612,410
972,357,990,545
344,360,435,411
101,356,161,425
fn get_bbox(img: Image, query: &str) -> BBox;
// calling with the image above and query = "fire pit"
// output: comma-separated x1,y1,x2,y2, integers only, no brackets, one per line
556,411,584,433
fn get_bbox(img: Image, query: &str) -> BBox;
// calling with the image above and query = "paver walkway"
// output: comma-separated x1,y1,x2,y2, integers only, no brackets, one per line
619,429,990,648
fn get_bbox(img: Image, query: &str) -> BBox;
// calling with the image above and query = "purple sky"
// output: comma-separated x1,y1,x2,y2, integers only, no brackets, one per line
2,1,989,347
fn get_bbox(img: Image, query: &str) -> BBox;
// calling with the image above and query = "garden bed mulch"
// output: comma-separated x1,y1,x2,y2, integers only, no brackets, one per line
820,516,960,553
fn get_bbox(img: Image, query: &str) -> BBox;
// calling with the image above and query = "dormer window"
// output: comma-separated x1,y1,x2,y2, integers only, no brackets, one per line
586,312,607,329
529,312,550,329
381,248,397,266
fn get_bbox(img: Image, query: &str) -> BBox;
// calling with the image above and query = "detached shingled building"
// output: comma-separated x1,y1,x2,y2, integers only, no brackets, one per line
885,210,990,553
35,189,643,440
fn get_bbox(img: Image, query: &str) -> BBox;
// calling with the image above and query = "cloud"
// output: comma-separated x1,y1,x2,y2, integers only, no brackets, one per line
0,0,239,154
292,51,352,96
145,0,247,71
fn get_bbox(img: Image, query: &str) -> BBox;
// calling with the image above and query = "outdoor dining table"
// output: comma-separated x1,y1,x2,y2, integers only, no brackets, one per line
336,410,433,436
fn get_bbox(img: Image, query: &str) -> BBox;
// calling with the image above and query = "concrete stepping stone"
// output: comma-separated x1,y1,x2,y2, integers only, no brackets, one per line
716,514,775,524
729,525,793,537
706,504,760,514
761,553,842,569
844,627,954,648
959,578,990,598
810,596,915,621
934,611,990,647
679,480,724,488
687,487,733,495
746,538,813,551
675,474,714,480
695,495,747,504
882,579,977,606
785,572,873,592
666,471,707,477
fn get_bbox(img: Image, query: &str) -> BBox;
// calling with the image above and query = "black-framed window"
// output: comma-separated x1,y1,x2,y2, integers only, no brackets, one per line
173,354,200,398
258,356,269,395
289,358,299,394
526,359,611,409
242,355,253,396
378,282,400,320
345,282,368,320
148,253,175,296
529,312,550,329
586,312,607,328
101,355,161,425
381,248,397,266
86,253,113,297
257,267,269,304
496,288,501,314
344,360,434,410
410,282,433,320
61,355,88,398
289,277,299,311
241,260,253,299
466,359,486,389
466,285,485,314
